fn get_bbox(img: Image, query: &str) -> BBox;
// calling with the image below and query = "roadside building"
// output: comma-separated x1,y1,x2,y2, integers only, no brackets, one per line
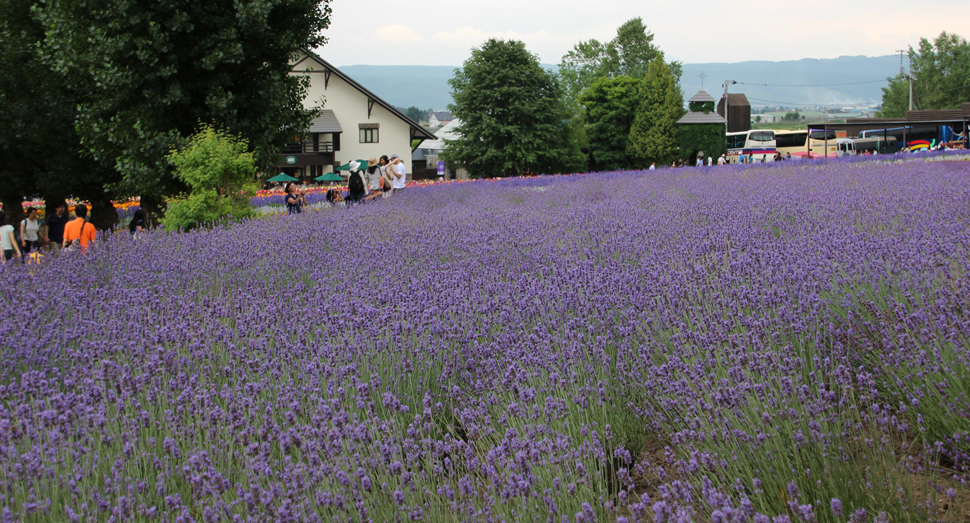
276,51,436,180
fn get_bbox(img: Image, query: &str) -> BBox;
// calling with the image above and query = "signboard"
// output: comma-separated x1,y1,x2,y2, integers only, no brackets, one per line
285,156,297,165
437,161,446,176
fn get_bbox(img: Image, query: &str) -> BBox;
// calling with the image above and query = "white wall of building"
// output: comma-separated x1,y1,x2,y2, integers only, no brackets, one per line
293,55,414,175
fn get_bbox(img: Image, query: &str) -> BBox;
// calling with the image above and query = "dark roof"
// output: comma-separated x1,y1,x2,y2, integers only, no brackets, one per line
295,50,437,142
719,93,750,107
688,90,716,103
806,118,969,131
308,110,342,133
677,111,726,124
432,111,452,121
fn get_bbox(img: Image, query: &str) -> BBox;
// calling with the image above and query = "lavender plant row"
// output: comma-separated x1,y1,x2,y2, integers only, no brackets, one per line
1,158,969,522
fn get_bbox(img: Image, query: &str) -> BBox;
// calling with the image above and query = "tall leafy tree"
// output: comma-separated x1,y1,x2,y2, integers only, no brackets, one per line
445,38,582,177
559,18,681,104
879,31,970,118
579,76,643,171
628,58,685,168
37,0,332,217
0,0,120,229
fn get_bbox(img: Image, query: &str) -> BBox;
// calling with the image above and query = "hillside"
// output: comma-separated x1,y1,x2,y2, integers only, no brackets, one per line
338,55,900,111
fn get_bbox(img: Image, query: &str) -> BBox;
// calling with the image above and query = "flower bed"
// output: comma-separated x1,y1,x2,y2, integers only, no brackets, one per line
0,157,969,521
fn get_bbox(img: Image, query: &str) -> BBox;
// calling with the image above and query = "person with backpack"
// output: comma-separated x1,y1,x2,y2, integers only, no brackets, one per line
0,211,22,262
62,204,96,252
342,160,367,205
19,207,42,260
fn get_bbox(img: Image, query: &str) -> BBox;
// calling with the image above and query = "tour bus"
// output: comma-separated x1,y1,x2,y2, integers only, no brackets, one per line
726,130,775,163
836,136,898,156
774,129,838,158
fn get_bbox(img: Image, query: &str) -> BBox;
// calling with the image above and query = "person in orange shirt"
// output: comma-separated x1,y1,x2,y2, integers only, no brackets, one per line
62,204,96,251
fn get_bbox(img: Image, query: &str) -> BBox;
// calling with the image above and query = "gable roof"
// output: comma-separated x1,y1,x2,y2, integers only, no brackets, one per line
293,50,436,142
417,119,462,151
431,111,452,122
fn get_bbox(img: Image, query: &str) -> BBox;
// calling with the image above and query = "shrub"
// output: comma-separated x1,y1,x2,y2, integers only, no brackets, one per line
161,124,258,231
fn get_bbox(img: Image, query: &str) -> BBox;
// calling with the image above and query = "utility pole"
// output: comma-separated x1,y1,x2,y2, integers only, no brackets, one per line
723,80,736,132
908,74,915,111
895,49,906,77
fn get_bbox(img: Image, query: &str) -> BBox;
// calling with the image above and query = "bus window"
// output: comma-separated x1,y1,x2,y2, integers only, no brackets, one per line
810,130,837,141
749,131,774,142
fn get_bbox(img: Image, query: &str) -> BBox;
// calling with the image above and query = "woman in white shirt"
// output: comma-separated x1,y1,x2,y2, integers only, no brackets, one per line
0,210,22,262
20,207,42,258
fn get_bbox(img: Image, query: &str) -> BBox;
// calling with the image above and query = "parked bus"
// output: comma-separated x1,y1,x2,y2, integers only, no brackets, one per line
836,136,898,156
774,129,838,158
726,130,775,163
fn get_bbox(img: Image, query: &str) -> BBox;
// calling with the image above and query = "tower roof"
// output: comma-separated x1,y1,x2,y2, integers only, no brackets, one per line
688,90,716,103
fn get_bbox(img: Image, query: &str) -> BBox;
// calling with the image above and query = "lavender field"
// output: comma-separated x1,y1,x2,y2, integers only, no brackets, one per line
1,158,969,522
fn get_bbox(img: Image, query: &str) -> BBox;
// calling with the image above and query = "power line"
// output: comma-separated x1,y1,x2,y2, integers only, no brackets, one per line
736,79,887,88
746,96,874,107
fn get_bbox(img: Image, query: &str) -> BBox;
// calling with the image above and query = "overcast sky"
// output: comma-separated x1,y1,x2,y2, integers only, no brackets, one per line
320,0,969,66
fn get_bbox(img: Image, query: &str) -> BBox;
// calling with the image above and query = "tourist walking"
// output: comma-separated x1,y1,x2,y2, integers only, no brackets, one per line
284,183,307,214
0,211,22,262
19,208,42,260
63,204,96,251
45,201,68,256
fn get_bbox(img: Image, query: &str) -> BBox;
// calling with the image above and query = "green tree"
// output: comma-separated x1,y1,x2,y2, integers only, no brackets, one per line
0,0,120,230
161,124,257,231
445,38,582,177
399,106,431,123
37,0,331,218
580,76,643,171
783,111,801,121
627,58,684,168
559,18,679,104
878,31,970,118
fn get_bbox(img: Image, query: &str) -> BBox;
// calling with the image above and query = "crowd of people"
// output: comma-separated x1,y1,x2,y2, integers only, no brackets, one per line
283,154,407,214
0,202,148,264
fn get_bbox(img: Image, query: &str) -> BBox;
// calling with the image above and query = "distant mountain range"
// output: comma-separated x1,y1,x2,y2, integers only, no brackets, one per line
338,55,900,112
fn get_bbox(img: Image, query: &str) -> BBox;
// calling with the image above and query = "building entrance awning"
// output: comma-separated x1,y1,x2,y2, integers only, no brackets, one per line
309,110,343,134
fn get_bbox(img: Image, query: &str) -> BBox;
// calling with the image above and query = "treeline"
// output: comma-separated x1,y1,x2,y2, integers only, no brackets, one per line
0,0,333,229
878,31,970,118
443,19,690,178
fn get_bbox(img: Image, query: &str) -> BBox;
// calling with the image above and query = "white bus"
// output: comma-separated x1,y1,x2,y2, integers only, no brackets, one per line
775,129,838,159
726,130,775,163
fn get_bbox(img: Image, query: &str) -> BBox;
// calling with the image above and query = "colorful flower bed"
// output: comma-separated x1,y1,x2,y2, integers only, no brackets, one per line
1,157,969,522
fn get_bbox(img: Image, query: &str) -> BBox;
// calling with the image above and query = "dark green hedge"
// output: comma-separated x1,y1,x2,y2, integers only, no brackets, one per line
677,124,726,162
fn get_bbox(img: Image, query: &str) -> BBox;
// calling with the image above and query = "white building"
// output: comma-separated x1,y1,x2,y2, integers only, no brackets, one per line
427,111,453,128
276,50,436,179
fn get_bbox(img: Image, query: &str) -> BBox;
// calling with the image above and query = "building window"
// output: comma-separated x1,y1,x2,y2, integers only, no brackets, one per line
359,123,380,144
